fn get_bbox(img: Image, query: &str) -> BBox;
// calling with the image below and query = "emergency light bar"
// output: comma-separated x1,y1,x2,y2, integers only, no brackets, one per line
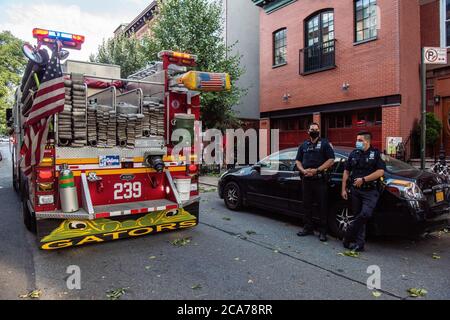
158,50,198,62
32,28,85,50
177,71,231,92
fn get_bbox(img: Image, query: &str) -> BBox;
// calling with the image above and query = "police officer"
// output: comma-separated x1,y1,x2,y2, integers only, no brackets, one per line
296,123,335,242
341,131,386,252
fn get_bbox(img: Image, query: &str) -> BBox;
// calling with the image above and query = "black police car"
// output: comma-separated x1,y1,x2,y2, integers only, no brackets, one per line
218,147,450,238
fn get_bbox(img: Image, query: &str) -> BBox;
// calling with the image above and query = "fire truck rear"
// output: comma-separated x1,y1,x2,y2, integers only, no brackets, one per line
7,28,231,250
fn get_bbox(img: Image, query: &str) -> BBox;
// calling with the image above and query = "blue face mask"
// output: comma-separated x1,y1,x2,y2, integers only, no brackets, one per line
356,141,365,151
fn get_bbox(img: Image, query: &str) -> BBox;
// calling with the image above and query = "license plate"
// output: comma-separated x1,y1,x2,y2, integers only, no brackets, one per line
435,191,444,203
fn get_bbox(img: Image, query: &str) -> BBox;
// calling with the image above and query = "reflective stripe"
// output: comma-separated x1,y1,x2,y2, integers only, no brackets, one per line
94,204,179,219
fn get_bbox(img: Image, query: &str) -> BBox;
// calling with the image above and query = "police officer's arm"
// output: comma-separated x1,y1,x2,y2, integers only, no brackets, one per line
342,170,350,200
295,146,307,175
341,155,353,200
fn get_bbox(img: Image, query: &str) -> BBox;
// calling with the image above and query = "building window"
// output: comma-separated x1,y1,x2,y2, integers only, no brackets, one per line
272,116,312,131
327,112,352,129
442,0,450,47
273,28,287,66
355,0,378,43
357,109,382,127
302,9,335,73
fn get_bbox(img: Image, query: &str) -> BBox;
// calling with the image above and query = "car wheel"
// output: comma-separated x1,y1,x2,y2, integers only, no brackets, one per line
223,181,243,211
328,202,355,239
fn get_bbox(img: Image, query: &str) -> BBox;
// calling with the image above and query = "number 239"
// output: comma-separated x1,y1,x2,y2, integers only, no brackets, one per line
113,182,142,200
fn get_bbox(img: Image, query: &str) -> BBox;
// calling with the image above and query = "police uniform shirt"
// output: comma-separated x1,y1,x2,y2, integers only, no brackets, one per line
296,138,335,169
345,146,387,179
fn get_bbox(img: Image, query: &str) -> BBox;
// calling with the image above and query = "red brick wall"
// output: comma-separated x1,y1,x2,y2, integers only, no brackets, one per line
259,0,401,114
421,0,440,47
382,105,401,151
398,0,422,143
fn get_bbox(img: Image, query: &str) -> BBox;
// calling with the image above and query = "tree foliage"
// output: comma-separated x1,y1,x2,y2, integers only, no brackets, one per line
143,0,246,131
90,34,147,78
425,112,442,147
0,31,26,134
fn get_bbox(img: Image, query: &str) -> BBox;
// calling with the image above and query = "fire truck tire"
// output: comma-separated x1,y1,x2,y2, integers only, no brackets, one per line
12,151,19,193
12,163,18,193
22,198,37,234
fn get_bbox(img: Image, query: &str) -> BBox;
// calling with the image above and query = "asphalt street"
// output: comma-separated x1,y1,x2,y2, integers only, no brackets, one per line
0,143,449,300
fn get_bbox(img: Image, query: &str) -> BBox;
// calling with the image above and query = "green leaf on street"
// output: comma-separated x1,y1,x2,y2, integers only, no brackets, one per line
407,288,428,298
372,291,382,298
191,284,202,290
170,237,192,247
106,287,129,300
19,289,41,299
338,251,360,258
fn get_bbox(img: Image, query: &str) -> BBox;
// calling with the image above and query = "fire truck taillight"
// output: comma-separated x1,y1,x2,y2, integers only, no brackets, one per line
38,169,53,180
37,182,54,192
39,157,54,167
188,164,198,174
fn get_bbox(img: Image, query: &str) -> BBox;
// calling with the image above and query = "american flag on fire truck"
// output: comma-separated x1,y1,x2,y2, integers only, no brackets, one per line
20,49,65,176
199,72,225,91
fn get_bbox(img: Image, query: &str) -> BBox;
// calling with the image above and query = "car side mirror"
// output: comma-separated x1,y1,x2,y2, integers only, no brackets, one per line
253,164,262,174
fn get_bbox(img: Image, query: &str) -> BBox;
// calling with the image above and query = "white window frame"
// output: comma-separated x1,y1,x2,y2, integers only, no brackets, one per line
441,0,450,48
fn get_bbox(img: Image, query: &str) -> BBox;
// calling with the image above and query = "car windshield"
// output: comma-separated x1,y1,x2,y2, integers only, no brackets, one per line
259,150,297,165
381,154,418,173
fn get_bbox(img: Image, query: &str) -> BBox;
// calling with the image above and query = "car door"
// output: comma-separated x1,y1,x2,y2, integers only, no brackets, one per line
246,150,298,211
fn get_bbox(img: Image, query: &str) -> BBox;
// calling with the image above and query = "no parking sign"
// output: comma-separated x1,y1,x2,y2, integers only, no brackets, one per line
424,47,448,65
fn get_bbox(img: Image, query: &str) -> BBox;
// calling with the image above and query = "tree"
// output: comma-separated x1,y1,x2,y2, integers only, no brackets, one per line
0,31,26,134
90,34,147,78
142,0,246,131
415,112,443,157
425,112,442,147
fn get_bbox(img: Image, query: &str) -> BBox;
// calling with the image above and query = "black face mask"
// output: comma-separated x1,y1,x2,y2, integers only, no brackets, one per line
309,131,320,139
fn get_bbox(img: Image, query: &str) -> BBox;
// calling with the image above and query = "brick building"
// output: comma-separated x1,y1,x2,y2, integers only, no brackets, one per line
117,1,158,40
421,0,450,153
253,0,423,154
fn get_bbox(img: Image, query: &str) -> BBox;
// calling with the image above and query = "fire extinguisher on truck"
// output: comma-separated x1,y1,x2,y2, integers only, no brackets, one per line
6,28,231,250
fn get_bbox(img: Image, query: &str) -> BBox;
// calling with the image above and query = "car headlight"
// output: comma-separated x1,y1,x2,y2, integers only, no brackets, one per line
385,179,426,201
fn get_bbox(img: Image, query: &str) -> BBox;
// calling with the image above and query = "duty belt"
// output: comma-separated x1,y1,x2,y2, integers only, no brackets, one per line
351,178,379,190
304,173,327,181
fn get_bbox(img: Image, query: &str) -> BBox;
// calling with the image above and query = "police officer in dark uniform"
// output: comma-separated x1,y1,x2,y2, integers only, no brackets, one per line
296,123,335,242
341,131,386,252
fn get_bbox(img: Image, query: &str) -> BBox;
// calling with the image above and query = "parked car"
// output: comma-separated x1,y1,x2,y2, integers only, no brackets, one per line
218,147,450,238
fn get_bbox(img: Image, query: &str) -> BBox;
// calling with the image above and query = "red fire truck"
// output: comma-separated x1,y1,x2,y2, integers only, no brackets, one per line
7,28,230,250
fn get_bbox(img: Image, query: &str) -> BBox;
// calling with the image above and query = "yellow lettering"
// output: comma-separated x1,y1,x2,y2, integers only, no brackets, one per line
156,223,177,232
179,220,197,229
129,227,153,237
76,236,104,246
103,231,128,240
41,240,73,250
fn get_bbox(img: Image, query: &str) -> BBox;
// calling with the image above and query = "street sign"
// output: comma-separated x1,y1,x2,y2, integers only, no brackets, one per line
424,47,448,65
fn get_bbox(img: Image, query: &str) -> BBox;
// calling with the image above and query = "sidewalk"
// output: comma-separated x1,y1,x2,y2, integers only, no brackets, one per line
199,175,219,187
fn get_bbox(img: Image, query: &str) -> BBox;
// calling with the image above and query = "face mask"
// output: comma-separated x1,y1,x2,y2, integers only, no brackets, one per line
356,141,365,151
309,131,320,139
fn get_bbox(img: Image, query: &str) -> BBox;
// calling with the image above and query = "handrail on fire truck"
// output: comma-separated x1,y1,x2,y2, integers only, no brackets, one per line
62,73,165,86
